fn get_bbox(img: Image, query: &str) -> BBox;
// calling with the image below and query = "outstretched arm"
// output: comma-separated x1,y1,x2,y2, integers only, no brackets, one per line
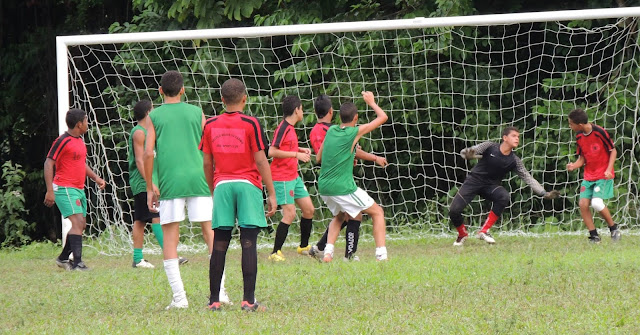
514,157,547,197
460,141,495,160
355,147,388,167
354,91,388,148
269,146,310,163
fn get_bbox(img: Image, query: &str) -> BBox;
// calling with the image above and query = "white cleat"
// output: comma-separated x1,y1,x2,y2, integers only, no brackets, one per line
453,234,468,246
133,259,155,268
477,232,496,244
165,296,188,310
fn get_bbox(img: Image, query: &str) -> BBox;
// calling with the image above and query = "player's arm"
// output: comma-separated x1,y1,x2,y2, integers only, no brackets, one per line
355,147,388,167
43,158,56,207
460,141,494,160
143,121,159,211
514,156,558,199
316,141,324,164
203,152,215,195
605,148,617,179
85,164,106,189
566,155,585,171
354,91,388,147
255,150,277,217
268,146,310,163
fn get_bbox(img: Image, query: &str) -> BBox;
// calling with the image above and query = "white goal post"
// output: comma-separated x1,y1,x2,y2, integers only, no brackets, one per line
56,7,640,255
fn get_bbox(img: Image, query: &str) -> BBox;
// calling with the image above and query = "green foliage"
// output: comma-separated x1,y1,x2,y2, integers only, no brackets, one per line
0,161,36,247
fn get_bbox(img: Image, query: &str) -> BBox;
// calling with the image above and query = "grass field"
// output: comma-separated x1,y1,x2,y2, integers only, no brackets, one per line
2,234,640,334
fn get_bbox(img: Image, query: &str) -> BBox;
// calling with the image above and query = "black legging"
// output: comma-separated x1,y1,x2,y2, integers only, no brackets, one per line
449,177,510,227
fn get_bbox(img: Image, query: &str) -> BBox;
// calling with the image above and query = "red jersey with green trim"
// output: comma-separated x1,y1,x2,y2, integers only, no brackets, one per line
47,132,87,189
199,111,268,189
309,122,332,154
575,124,615,181
270,120,299,181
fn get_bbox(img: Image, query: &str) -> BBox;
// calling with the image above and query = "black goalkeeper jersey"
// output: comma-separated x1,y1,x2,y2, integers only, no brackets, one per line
466,142,546,196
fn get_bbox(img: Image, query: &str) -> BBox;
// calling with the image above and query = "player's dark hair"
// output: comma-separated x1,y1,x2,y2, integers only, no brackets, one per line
501,126,519,138
314,95,333,119
339,102,358,123
133,100,152,122
66,108,87,129
160,70,183,97
282,95,301,118
568,108,589,125
221,78,246,105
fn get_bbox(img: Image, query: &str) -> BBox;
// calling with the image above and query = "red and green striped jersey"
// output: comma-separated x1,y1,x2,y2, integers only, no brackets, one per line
199,111,268,189
47,132,87,189
270,120,300,182
575,124,615,181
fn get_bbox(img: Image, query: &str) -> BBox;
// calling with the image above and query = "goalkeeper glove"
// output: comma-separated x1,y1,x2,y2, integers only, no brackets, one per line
460,148,479,160
543,190,560,200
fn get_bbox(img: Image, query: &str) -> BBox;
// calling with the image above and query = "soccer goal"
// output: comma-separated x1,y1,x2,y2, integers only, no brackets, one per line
57,7,640,255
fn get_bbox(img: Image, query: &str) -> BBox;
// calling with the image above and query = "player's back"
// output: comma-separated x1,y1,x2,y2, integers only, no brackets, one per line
309,122,331,154
150,102,209,199
318,125,358,196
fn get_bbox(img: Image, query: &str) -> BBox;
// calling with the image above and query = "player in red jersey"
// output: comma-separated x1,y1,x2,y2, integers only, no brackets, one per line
44,108,106,271
567,108,620,243
200,78,276,312
267,95,316,261
308,95,388,261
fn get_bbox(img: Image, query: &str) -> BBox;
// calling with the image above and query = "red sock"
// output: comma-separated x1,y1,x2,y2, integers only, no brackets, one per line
480,211,499,233
456,224,468,236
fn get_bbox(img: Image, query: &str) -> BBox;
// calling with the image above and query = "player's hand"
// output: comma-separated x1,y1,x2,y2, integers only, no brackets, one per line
152,184,160,198
374,156,388,167
460,148,479,160
95,177,106,190
43,190,55,207
296,151,311,163
543,190,561,200
361,91,376,106
147,190,159,213
265,194,277,217
566,163,577,171
299,147,311,155
604,170,614,179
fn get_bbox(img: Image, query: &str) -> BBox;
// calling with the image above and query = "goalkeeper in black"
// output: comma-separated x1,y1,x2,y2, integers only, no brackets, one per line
450,126,559,246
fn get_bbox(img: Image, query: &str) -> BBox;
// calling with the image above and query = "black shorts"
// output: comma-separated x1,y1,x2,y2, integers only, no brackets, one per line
133,192,160,223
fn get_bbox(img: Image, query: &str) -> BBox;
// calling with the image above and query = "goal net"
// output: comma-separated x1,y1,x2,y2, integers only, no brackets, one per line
57,8,640,255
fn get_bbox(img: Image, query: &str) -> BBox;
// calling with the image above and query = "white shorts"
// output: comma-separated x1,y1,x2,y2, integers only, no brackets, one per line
320,188,375,218
158,196,213,225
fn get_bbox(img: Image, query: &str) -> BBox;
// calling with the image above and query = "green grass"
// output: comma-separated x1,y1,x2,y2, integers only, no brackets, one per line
2,235,640,334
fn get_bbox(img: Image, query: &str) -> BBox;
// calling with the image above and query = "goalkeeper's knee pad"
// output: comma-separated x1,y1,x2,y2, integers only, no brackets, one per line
591,198,605,212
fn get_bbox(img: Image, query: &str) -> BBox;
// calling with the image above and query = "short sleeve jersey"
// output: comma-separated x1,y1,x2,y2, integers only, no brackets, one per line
46,132,87,189
199,111,268,189
149,102,209,200
575,124,615,181
270,120,299,182
128,125,158,196
318,125,358,196
309,122,332,154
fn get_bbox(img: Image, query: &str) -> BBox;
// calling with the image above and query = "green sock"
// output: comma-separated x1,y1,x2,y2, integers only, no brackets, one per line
151,223,164,249
133,248,143,264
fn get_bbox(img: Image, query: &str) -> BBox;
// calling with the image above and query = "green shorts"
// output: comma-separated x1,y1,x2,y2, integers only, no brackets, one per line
54,186,87,218
212,181,267,230
274,177,309,205
579,179,614,200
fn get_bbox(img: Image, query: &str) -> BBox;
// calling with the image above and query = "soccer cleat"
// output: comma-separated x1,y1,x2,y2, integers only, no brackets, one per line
588,235,602,244
268,250,286,262
611,229,622,242
133,259,155,269
166,296,188,310
453,234,468,246
297,245,311,256
477,232,496,244
178,257,189,265
343,255,360,262
55,257,72,271
219,288,232,305
207,301,221,312
308,245,323,260
72,261,90,271
241,300,267,312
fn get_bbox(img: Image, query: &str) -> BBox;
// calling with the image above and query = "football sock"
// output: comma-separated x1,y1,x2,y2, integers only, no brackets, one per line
316,229,328,251
240,227,260,304
209,228,231,304
589,229,599,237
151,223,164,249
345,219,361,258
164,258,186,301
324,244,335,257
272,222,290,253
455,224,468,236
609,224,618,232
480,211,499,233
58,235,72,260
299,217,313,248
68,234,83,265
133,248,143,264
375,246,388,258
